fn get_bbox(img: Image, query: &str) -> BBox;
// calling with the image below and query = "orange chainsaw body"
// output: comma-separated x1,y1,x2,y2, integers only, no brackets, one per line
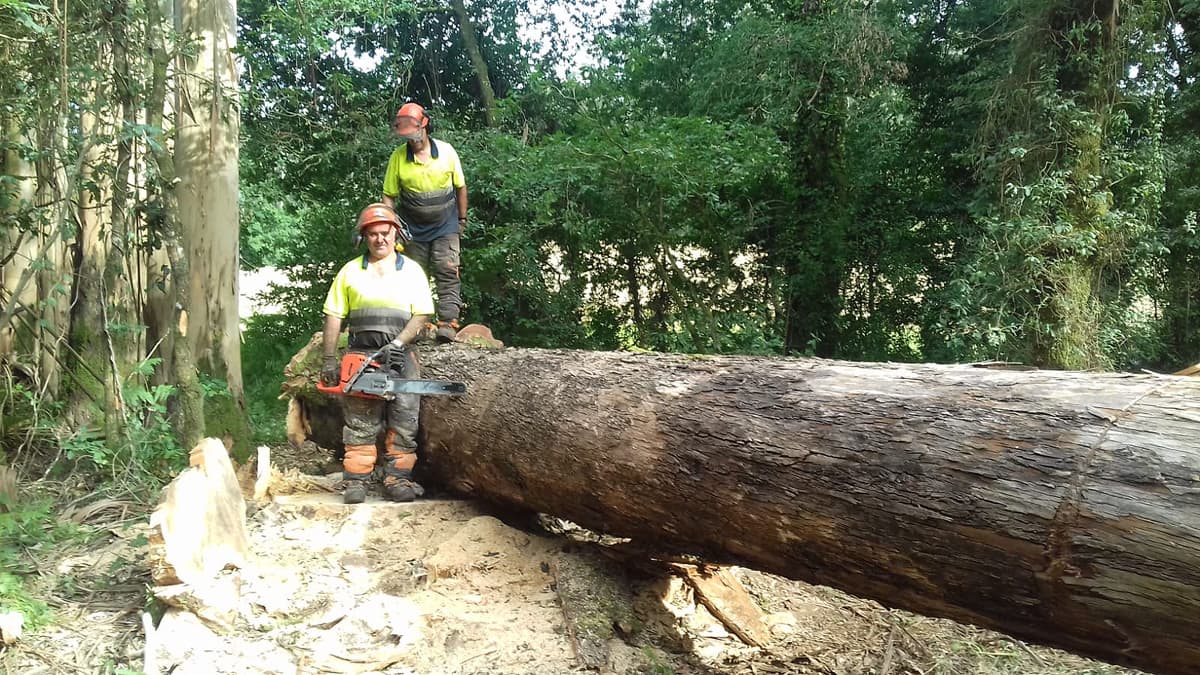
316,352,384,399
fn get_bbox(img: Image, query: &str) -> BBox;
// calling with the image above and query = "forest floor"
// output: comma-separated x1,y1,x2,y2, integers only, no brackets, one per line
0,440,1147,675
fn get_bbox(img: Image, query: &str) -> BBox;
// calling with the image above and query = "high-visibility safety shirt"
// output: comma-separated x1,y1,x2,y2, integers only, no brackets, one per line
382,138,466,242
323,254,435,349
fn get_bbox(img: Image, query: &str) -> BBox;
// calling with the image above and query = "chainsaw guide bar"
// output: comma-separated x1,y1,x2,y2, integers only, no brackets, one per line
316,349,468,399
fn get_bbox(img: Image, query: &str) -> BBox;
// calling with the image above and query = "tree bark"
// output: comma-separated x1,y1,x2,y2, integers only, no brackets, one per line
30,96,72,397
370,346,1199,675
144,0,205,450
105,0,140,366
0,117,37,359
450,0,497,127
68,87,118,427
172,0,250,453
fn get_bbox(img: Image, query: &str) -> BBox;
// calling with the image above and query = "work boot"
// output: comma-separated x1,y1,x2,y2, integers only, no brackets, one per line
383,478,425,503
343,481,367,505
416,321,437,344
435,319,460,344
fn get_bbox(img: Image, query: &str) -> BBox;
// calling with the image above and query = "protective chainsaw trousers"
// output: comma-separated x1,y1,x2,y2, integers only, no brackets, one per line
405,234,461,322
340,348,421,485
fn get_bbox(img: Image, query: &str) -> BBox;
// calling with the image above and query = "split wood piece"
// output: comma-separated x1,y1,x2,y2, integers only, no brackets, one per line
551,549,639,670
0,465,15,513
233,445,275,508
285,396,310,448
148,437,249,587
141,611,159,675
254,445,271,501
0,610,23,645
672,564,770,647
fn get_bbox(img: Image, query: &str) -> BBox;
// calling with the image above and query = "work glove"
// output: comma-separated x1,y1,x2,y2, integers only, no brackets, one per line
380,336,407,365
321,355,340,387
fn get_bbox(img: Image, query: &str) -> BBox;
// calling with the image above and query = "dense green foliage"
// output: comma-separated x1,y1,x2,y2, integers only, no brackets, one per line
239,0,1199,372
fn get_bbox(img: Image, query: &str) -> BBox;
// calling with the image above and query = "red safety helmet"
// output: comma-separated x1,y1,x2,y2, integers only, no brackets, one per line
355,203,411,247
357,203,400,231
393,102,428,140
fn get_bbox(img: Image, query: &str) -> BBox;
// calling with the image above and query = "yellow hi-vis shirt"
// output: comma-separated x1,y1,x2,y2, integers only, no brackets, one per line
323,254,435,322
382,138,465,242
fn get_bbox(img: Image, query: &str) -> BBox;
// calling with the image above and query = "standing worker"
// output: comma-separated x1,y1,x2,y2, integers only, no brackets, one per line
383,102,468,343
321,203,434,504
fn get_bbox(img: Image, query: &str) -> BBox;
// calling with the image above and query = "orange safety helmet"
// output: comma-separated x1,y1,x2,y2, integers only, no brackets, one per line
354,203,411,248
357,203,400,231
393,102,429,139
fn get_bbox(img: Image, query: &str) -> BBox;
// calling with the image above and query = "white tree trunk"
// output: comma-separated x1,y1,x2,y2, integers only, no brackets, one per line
173,0,243,399
69,100,118,420
31,111,72,395
0,118,37,359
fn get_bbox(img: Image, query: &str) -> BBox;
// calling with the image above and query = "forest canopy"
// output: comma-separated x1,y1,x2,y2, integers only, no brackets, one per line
2,0,1199,459
239,0,1200,370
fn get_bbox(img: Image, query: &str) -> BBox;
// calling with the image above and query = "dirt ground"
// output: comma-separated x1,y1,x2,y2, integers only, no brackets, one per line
0,442,1147,675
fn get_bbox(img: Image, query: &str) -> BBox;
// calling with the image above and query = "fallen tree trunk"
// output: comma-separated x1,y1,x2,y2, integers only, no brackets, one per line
285,342,1200,674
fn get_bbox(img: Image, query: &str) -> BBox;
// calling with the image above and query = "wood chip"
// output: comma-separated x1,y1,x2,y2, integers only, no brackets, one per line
0,610,24,645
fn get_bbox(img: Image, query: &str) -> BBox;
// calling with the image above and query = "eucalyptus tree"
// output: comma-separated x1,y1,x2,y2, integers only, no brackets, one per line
1,0,248,464
171,0,245,448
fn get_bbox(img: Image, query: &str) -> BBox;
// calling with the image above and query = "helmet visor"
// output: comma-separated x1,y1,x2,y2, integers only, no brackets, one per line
392,115,424,141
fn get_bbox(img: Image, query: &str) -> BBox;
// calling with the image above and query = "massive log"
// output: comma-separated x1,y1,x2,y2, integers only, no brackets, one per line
285,342,1200,674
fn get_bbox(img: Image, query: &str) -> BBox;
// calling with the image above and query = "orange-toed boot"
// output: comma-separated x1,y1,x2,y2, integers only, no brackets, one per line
435,319,460,344
381,433,423,502
342,443,376,504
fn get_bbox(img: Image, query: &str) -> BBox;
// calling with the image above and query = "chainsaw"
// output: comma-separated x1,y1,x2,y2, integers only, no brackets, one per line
316,348,466,399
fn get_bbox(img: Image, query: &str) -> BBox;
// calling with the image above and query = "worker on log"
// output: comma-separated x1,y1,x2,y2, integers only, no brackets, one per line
320,203,435,504
382,102,468,343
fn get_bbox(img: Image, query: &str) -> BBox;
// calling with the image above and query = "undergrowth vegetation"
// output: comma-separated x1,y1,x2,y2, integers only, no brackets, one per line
0,494,87,631
241,313,311,445
0,357,191,628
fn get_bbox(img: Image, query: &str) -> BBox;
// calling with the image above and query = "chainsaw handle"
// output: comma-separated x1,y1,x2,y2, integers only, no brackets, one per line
344,347,387,390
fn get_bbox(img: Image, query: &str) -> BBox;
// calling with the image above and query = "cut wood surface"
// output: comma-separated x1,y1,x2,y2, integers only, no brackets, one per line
674,565,770,648
148,438,249,587
284,341,1200,674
